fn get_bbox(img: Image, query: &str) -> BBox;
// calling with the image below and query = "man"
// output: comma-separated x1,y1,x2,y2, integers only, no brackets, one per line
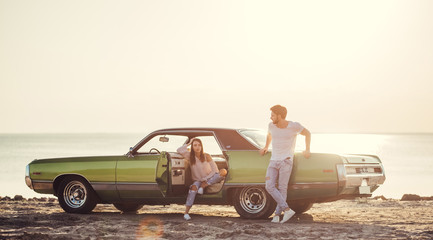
259,105,311,223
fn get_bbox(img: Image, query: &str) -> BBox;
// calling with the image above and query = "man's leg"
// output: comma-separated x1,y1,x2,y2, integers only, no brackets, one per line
265,161,288,216
278,159,293,207
279,159,296,223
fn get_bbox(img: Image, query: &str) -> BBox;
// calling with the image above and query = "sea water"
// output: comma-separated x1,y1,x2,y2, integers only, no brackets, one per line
0,133,432,199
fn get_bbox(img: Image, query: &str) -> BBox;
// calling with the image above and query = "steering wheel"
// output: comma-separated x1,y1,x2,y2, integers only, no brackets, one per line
149,148,160,154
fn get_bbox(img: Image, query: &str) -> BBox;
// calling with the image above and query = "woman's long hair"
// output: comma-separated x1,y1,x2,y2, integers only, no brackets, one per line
189,138,205,166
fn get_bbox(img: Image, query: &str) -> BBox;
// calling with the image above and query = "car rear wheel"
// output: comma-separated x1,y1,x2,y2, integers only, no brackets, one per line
233,186,276,219
58,177,97,214
113,203,144,213
289,201,313,213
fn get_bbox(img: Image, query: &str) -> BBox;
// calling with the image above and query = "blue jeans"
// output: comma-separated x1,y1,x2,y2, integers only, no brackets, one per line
186,173,225,207
265,159,293,215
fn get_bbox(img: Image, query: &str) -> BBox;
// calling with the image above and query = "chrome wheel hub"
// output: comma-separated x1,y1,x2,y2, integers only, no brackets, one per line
239,187,267,214
63,181,87,208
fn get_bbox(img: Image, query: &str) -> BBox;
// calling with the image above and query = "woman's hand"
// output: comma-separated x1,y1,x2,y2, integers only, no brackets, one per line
200,181,208,188
187,138,196,146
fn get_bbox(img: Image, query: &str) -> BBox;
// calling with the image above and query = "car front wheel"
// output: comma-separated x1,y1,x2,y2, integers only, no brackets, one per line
58,177,97,214
233,186,276,219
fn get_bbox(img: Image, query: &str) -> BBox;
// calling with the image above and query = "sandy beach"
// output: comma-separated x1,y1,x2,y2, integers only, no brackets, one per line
1,196,432,240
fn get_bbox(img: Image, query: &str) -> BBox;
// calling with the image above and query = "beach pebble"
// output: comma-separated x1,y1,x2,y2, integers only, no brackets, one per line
1,196,11,201
373,195,388,200
401,194,421,201
14,195,24,201
420,196,433,201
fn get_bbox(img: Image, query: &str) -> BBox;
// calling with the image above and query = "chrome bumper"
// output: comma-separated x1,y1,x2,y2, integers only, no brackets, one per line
337,163,386,195
25,164,33,189
25,164,53,191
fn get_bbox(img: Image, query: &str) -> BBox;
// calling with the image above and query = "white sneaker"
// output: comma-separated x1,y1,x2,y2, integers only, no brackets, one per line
183,214,191,221
197,187,204,195
280,209,295,224
271,215,280,223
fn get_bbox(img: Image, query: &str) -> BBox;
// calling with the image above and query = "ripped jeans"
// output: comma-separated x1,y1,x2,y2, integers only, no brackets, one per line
265,158,293,216
185,172,225,207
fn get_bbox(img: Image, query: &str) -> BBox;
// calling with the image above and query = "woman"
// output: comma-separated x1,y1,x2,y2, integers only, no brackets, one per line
177,138,227,220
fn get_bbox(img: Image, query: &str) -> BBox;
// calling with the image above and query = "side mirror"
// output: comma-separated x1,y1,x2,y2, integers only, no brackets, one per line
159,136,169,143
127,147,134,158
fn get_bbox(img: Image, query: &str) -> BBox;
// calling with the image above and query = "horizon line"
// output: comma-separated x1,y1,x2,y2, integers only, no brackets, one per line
0,131,432,135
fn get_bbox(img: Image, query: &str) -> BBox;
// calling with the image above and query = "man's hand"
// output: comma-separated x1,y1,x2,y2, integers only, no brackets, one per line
259,148,268,156
303,150,311,158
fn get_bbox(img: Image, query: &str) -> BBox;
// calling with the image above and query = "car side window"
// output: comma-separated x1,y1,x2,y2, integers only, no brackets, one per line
138,135,188,153
196,136,224,156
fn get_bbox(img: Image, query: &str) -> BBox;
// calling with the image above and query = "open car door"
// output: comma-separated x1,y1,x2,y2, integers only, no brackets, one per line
155,151,170,197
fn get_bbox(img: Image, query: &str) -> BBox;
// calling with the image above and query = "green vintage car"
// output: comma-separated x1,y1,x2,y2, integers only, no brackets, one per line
25,128,386,218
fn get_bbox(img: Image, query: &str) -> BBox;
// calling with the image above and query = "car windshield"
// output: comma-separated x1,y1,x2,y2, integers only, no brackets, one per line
238,129,268,149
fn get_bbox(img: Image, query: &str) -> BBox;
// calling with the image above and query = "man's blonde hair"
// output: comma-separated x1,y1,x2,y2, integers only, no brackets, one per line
270,105,287,119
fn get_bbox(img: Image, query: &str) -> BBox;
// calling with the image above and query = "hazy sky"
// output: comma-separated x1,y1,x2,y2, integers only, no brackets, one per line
1,0,432,133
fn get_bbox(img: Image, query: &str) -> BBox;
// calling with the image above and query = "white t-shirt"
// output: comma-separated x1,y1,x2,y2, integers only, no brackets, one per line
268,121,304,161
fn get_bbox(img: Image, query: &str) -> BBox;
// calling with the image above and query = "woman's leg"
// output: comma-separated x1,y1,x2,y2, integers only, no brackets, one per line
185,181,201,214
204,169,227,186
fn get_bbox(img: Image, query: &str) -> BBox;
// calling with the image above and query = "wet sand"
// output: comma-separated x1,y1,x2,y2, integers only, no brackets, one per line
1,197,432,239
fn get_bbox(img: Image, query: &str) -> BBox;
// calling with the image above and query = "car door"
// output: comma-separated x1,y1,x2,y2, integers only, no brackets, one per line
116,134,187,199
116,153,163,199
288,152,342,200
155,151,169,197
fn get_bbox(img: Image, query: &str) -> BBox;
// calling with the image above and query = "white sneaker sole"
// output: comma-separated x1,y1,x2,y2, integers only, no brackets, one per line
280,210,295,224
271,216,280,223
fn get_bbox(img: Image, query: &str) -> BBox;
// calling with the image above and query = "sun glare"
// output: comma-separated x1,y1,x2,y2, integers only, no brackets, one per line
296,134,390,155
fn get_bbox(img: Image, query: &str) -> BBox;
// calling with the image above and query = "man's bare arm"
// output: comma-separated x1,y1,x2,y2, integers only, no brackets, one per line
259,132,272,156
300,128,311,158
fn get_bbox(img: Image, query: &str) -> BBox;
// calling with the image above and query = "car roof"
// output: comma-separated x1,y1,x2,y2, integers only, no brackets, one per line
154,127,239,132
133,127,260,151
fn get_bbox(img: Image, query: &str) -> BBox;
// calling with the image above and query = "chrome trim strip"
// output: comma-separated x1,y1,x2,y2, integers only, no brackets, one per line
346,173,385,178
90,182,117,191
33,180,53,183
344,164,382,167
225,182,337,190
116,183,160,191
225,150,264,152
292,182,336,185
224,183,265,186
288,182,337,190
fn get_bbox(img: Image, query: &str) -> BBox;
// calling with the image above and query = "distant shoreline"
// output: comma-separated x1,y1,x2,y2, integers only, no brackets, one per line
1,132,433,135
